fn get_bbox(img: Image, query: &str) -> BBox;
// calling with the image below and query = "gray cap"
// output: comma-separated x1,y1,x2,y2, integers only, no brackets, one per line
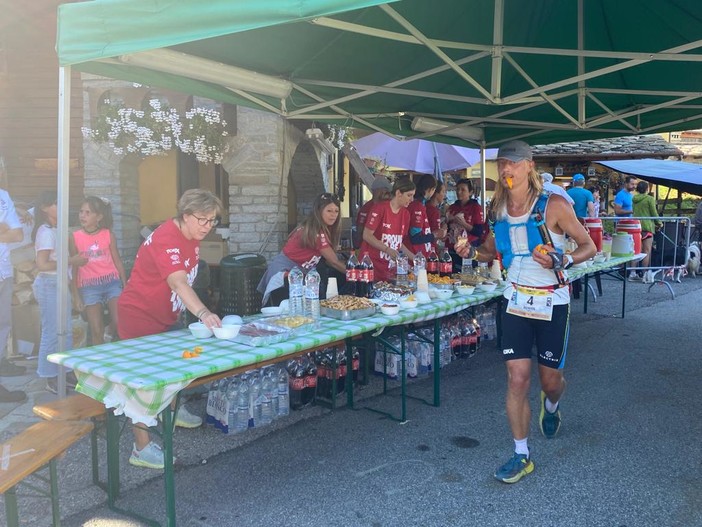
371,176,392,191
497,140,533,162
541,172,553,183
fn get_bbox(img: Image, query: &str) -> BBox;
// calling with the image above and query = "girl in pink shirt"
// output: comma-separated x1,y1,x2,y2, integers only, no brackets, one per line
70,196,126,345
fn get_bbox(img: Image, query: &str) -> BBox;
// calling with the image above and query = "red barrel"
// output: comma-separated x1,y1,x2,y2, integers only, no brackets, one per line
616,219,642,254
584,218,603,252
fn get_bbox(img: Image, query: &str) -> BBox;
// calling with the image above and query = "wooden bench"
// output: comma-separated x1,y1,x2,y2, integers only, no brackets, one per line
33,394,109,492
0,420,93,527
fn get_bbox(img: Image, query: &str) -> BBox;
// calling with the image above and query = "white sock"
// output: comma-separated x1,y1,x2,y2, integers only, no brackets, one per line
545,397,559,413
514,437,529,457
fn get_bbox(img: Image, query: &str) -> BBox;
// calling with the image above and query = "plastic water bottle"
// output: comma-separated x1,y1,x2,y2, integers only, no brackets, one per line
216,378,230,432
288,266,304,316
278,366,290,416
235,377,249,433
226,377,241,435
396,251,409,286
206,380,219,426
248,372,262,428
265,368,279,417
304,267,321,320
259,373,274,426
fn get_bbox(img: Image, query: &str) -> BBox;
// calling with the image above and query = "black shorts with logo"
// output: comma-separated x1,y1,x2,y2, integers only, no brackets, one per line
499,302,570,369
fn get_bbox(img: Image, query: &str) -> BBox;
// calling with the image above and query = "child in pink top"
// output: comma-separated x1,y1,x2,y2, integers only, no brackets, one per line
70,196,126,345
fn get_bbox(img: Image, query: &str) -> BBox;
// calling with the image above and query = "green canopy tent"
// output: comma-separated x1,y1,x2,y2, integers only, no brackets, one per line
53,0,702,390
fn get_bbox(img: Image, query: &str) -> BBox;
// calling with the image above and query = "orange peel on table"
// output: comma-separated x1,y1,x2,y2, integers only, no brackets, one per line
182,347,204,359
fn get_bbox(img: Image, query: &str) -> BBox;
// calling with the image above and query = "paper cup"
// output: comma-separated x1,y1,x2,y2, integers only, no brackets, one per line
326,277,339,298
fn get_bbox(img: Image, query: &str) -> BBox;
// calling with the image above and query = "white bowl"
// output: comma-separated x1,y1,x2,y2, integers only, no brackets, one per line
399,297,418,309
477,281,498,292
221,315,243,325
279,299,290,313
261,306,283,316
455,285,475,296
427,288,438,299
188,322,213,339
433,289,454,300
380,303,400,316
213,324,241,339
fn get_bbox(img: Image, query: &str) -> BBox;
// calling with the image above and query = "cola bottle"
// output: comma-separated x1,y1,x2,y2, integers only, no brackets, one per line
357,252,374,298
288,359,305,411
337,346,347,395
346,252,359,296
302,354,317,406
439,247,453,277
352,347,360,384
427,248,439,275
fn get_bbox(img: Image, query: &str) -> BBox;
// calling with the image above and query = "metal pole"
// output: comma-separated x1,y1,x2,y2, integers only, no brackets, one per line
57,66,71,397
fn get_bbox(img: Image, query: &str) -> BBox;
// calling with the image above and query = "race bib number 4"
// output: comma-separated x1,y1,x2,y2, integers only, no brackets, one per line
506,285,554,321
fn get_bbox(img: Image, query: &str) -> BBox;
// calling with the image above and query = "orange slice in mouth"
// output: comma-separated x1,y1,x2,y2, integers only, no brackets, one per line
506,176,513,189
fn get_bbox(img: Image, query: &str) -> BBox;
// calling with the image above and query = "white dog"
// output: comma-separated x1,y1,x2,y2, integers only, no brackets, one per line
687,242,701,278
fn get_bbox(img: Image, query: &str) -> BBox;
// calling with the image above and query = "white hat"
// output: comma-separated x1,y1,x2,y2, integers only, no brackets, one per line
541,172,554,183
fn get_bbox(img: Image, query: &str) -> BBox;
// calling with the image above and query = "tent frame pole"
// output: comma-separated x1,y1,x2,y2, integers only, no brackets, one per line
56,66,71,397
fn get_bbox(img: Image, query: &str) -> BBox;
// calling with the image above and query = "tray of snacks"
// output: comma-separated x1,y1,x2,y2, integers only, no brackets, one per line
264,315,319,331
453,273,488,286
320,295,377,320
371,281,414,302
232,321,293,347
427,274,460,290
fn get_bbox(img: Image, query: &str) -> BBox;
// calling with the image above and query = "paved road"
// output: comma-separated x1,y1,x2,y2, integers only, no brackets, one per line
2,275,701,527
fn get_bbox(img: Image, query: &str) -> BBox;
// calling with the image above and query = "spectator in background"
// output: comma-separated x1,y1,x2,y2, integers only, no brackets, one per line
32,190,81,394
0,168,29,401
566,173,595,220
587,185,601,217
613,175,637,217
541,173,574,205
70,196,127,345
632,180,662,283
353,176,392,249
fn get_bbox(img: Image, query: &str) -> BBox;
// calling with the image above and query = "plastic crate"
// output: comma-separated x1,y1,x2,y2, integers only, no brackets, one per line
217,253,267,316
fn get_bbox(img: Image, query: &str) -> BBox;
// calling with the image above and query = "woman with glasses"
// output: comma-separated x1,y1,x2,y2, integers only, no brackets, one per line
117,189,223,470
360,177,416,282
258,192,346,306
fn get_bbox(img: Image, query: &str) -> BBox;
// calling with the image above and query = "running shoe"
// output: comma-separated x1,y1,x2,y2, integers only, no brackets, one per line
628,272,642,281
129,442,174,469
539,390,561,439
158,405,203,429
494,452,534,483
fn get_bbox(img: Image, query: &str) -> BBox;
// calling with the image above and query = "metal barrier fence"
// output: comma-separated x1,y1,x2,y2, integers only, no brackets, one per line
600,215,692,298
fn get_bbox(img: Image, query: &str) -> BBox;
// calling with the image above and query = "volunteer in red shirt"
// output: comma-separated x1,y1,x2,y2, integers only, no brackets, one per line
446,178,486,272
405,174,447,256
117,189,223,470
360,177,416,282
426,179,447,251
353,176,392,249
258,192,345,305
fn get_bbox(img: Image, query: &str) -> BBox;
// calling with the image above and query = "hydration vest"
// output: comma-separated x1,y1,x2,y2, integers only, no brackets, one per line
493,192,553,269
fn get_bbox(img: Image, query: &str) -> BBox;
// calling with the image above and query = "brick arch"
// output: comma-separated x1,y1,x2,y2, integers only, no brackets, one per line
288,140,326,230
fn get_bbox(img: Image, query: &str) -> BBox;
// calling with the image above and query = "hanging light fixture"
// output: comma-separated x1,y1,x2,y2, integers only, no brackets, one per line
410,116,484,143
109,49,293,100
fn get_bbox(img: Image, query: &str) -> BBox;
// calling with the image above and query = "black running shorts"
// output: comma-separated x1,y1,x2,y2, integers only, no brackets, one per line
499,302,570,369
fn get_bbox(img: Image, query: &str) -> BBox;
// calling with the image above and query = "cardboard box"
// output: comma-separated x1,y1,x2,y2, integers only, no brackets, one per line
11,303,40,356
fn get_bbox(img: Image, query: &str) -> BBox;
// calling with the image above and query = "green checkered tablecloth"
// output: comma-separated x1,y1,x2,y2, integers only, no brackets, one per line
48,290,500,425
48,256,635,426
